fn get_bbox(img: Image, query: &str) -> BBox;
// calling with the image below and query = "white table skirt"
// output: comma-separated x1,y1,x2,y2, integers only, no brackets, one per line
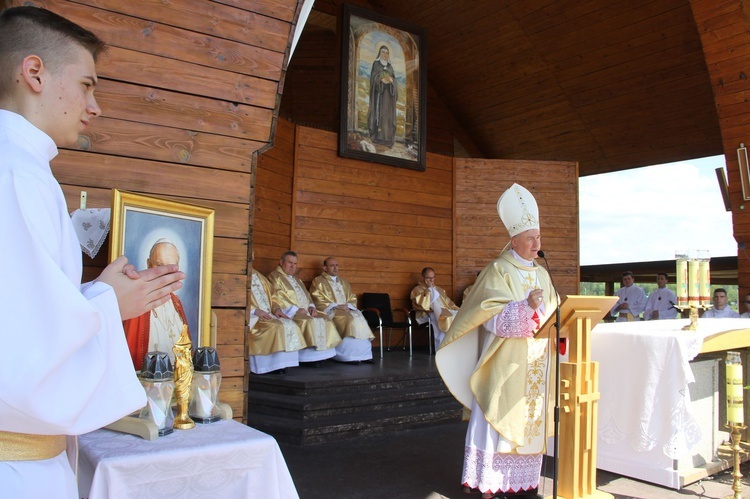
590,318,750,488
78,419,298,499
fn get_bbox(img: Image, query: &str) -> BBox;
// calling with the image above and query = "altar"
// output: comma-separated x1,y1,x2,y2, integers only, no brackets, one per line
78,419,299,499
590,318,750,489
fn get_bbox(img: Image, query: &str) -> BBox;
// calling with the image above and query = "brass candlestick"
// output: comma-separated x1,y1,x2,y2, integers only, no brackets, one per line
675,304,711,331
172,324,195,430
724,423,746,499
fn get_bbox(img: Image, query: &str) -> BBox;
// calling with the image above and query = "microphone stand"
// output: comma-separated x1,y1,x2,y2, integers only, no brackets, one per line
538,250,561,499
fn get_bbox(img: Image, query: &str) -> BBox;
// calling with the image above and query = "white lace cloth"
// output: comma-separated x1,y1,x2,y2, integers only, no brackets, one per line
69,208,110,258
592,318,749,458
593,321,701,460
77,419,298,499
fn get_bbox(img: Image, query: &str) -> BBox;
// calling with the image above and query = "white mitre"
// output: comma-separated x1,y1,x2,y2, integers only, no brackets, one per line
497,183,540,237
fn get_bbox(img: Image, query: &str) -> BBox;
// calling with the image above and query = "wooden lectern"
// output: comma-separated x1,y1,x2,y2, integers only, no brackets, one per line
536,295,618,499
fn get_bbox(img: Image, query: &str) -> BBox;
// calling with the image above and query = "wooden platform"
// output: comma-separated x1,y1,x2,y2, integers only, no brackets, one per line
246,349,463,445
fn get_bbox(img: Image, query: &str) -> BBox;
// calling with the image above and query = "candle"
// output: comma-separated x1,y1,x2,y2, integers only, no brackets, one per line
698,259,710,306
190,374,214,419
727,351,744,425
688,259,700,307
676,258,688,307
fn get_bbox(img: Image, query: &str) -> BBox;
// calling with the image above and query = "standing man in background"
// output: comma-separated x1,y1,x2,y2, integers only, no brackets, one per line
610,271,647,321
643,272,678,320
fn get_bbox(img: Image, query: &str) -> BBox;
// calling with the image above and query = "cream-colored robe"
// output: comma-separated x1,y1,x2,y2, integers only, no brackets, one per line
410,283,459,333
309,272,374,341
436,251,556,451
266,267,341,350
248,269,306,355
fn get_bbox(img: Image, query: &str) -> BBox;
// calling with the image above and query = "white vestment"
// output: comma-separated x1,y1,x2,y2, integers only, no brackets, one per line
643,287,678,320
703,307,741,318
0,111,146,498
610,284,647,321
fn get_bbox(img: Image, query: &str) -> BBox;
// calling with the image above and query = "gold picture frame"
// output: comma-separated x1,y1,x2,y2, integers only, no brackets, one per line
110,190,214,353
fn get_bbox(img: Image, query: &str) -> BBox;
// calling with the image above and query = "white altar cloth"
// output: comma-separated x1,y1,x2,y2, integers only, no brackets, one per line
591,318,750,488
78,419,299,499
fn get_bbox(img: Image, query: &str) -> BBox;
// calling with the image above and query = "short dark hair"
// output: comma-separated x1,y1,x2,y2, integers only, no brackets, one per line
0,7,106,97
323,257,335,267
421,267,435,277
622,271,634,278
280,250,297,261
657,272,668,279
714,288,727,296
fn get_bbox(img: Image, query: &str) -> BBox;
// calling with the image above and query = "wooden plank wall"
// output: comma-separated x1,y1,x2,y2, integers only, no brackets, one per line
454,159,580,301
252,118,296,272
690,0,749,296
255,120,454,346
255,122,582,346
7,0,303,422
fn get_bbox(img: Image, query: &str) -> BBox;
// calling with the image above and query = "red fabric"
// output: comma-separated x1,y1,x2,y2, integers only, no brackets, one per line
531,310,540,330
122,293,188,370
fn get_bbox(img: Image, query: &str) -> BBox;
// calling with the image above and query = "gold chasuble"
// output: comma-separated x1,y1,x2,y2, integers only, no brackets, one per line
410,284,459,333
248,270,305,355
309,273,374,340
436,251,556,452
266,267,341,351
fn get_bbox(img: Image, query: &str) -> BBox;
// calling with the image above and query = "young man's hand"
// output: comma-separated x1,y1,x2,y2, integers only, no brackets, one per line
97,256,186,320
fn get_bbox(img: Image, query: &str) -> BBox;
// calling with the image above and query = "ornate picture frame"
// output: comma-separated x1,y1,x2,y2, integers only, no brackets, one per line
339,4,427,171
109,190,214,354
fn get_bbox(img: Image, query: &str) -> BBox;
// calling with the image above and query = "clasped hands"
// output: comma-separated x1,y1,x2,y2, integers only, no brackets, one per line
97,255,186,320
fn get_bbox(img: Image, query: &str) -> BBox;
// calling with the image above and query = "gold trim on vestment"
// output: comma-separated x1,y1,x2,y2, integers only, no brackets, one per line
0,430,66,461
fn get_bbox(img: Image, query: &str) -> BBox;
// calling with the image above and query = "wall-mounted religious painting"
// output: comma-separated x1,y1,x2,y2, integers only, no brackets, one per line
339,4,427,171
109,190,214,370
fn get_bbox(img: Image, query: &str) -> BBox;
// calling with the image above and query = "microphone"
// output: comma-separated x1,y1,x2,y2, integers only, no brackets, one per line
537,249,562,499
538,251,563,353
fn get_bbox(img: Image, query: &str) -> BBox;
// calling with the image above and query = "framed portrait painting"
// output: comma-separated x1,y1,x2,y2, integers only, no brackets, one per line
109,190,214,363
339,4,427,171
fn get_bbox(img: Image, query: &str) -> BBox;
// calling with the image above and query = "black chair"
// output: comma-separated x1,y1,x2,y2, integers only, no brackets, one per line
361,293,413,357
411,310,435,356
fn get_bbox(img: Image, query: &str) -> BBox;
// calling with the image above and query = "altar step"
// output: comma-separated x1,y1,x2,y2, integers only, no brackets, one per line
245,353,463,445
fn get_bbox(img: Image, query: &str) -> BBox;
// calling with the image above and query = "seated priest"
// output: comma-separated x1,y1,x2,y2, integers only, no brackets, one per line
310,257,374,363
267,251,342,365
410,267,459,351
248,252,306,374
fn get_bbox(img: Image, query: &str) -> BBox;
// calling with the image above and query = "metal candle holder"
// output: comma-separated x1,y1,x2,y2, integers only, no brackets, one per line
724,423,746,499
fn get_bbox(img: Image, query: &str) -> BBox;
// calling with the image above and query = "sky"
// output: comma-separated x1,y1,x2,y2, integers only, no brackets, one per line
579,155,736,265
